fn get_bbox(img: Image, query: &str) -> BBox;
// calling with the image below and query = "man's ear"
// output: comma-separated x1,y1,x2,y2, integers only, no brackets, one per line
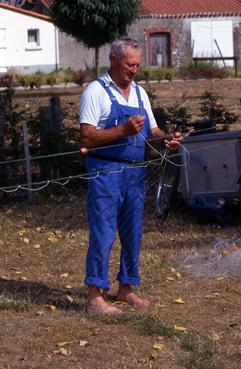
110,53,117,65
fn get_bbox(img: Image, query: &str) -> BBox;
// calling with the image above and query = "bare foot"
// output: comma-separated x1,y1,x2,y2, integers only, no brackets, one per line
117,285,150,307
86,296,123,316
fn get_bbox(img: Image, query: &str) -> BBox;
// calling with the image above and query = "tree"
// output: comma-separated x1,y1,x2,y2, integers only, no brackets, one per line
51,0,142,76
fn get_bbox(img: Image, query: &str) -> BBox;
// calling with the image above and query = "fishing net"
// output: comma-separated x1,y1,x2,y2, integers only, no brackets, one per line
175,238,241,278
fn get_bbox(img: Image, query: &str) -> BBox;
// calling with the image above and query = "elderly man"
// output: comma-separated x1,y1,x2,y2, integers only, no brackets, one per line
80,38,182,315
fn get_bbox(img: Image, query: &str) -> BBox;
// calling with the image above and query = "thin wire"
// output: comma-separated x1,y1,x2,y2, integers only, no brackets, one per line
0,129,240,167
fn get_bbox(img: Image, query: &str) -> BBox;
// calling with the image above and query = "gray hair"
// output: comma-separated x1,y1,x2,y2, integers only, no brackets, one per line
110,38,140,58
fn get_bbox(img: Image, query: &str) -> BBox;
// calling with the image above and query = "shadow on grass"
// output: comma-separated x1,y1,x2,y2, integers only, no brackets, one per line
0,278,86,312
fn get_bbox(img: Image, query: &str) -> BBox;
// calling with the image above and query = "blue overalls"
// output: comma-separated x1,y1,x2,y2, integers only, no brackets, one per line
85,79,151,290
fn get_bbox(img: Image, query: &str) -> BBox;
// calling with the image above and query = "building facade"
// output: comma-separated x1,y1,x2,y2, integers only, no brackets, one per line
0,3,58,74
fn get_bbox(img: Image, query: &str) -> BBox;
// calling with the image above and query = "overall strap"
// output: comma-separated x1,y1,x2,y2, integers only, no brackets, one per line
97,78,119,105
97,78,122,120
135,84,144,115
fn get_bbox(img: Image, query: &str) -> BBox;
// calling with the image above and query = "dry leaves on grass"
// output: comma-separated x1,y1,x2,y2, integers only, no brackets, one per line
174,297,185,304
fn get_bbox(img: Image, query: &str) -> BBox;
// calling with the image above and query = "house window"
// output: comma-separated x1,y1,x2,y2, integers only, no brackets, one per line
27,28,40,47
150,32,171,67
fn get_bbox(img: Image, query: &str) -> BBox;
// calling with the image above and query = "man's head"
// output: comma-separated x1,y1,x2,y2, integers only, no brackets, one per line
109,38,142,87
110,38,139,59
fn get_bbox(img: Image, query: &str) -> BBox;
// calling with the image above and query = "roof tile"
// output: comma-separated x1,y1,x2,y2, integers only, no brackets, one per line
141,0,241,17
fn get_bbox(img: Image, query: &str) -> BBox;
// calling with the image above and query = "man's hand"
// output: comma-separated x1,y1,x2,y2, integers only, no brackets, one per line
164,131,183,150
123,115,145,136
80,147,88,155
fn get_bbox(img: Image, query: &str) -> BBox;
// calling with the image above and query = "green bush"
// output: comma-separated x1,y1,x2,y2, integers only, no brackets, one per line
17,72,45,89
136,66,150,82
63,68,74,86
148,67,164,81
73,68,95,85
46,72,57,87
17,74,32,88
136,66,175,82
200,90,238,127
31,72,45,88
178,59,229,80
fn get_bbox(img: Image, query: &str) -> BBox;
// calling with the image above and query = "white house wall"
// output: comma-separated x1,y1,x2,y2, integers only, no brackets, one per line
0,7,58,73
191,20,234,66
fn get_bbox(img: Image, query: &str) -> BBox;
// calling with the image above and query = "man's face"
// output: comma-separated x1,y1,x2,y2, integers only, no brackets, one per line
111,46,142,85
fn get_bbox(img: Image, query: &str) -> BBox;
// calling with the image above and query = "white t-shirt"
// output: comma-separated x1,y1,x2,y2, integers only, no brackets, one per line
79,73,157,130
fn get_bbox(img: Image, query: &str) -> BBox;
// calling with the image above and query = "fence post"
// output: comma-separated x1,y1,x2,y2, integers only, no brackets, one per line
39,95,62,179
22,122,32,200
0,95,7,185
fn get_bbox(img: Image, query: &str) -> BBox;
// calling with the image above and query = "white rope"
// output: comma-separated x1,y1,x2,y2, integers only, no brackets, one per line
139,131,190,167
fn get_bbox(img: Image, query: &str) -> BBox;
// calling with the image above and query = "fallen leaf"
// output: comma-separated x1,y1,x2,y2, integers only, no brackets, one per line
5,208,13,215
57,341,75,347
33,244,40,249
0,275,8,280
221,250,229,257
152,343,165,350
137,356,155,364
45,304,57,311
174,325,187,332
53,348,71,356
204,293,220,299
174,297,185,304
170,267,176,273
158,304,167,309
23,237,30,244
211,333,220,341
216,276,227,281
47,236,58,243
230,243,238,252
66,295,74,303
60,273,69,278
166,276,175,281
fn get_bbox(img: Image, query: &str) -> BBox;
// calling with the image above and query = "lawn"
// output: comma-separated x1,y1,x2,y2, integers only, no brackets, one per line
0,181,241,369
0,79,241,369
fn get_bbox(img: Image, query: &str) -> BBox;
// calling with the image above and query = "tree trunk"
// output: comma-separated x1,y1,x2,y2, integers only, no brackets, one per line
95,46,100,78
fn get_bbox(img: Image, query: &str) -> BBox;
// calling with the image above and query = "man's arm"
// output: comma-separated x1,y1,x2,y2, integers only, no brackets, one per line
80,115,145,148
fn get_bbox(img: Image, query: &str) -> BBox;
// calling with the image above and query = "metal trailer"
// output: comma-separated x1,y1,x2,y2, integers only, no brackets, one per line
179,129,241,207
